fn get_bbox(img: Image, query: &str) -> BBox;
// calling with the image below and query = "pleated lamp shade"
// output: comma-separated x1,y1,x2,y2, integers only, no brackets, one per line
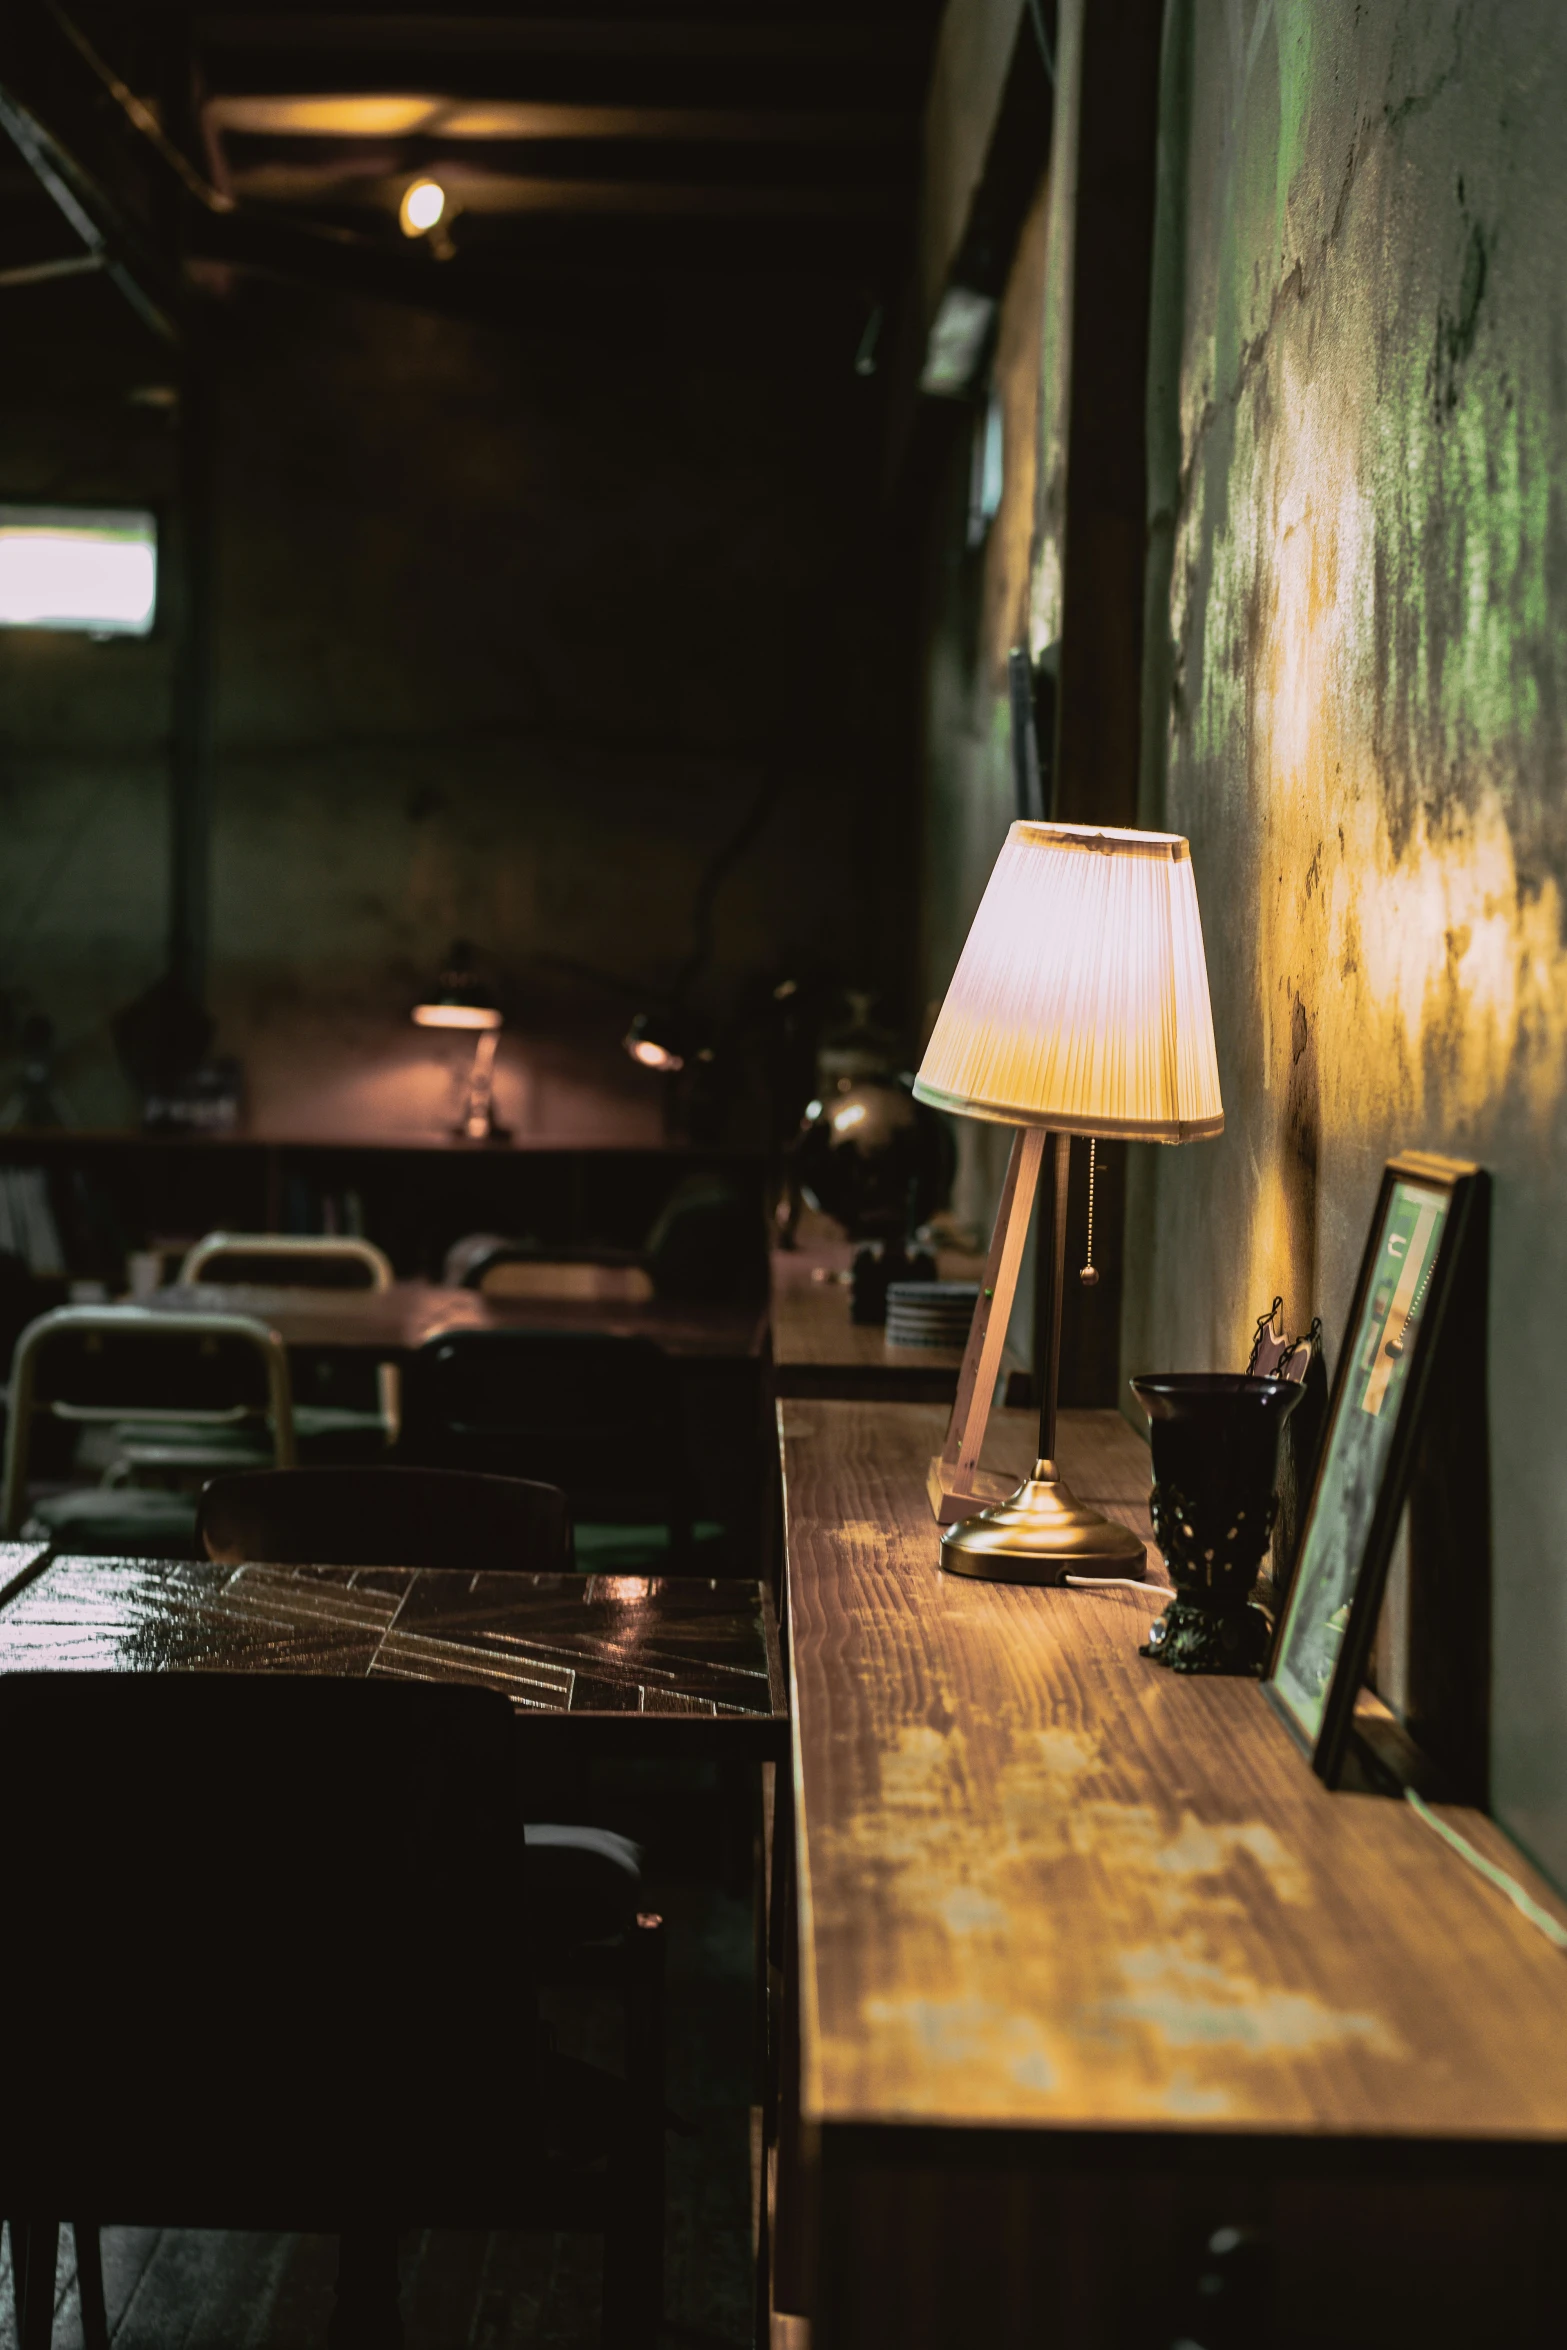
913,822,1223,1141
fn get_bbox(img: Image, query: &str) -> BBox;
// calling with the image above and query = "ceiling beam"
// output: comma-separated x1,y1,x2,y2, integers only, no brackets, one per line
205,94,909,145
224,166,901,220
0,79,180,338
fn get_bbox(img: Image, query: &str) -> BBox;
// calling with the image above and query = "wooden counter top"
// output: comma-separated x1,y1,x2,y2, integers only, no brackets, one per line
780,1398,1567,2148
149,1279,767,1362
770,1243,1011,1401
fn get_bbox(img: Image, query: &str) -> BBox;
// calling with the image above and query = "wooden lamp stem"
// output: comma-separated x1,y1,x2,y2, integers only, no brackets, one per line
926,1125,1046,1524
1040,1131,1070,1470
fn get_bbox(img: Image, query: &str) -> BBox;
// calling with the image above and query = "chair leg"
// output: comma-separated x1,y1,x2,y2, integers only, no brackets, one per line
74,2223,109,2350
20,2218,58,2350
602,1911,665,2346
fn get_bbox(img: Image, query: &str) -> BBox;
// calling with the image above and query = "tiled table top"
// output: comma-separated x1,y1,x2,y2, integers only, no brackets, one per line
0,1556,787,1752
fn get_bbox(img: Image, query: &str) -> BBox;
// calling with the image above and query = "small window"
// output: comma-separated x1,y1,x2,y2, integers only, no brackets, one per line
966,390,1004,549
0,504,158,637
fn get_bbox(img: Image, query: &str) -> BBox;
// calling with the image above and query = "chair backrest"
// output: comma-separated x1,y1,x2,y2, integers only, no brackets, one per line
443,1231,649,1299
478,1260,654,1304
199,1464,570,1570
644,1174,766,1303
0,1671,526,2212
1,1305,296,1533
400,1328,691,1535
181,1232,394,1291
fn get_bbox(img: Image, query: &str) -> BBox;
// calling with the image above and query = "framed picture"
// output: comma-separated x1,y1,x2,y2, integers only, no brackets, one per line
1263,1150,1485,1786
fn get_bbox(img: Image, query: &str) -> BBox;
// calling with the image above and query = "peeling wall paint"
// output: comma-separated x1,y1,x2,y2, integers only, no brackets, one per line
1130,1,1567,1884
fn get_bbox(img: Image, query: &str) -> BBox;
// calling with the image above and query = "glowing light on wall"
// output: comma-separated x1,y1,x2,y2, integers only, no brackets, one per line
0,506,157,636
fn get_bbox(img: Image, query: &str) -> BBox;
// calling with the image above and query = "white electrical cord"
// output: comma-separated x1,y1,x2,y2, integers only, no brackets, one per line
1063,1575,1167,1598
1403,1788,1567,1952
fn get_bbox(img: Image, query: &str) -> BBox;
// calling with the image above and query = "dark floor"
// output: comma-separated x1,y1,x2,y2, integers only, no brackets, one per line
1,1773,758,2350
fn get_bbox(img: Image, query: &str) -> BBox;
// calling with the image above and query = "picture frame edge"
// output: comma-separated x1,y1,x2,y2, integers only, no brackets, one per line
1259,1148,1484,1790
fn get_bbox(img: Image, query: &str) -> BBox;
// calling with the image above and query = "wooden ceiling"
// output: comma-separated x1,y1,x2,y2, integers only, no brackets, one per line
0,5,943,332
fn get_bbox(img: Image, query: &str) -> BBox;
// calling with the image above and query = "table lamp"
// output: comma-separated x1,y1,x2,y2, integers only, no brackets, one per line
412,941,507,1141
912,821,1223,1582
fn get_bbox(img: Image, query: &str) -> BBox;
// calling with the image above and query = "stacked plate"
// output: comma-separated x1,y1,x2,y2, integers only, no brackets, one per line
885,1281,978,1350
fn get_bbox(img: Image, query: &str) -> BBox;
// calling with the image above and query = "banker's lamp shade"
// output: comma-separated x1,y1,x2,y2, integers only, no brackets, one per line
412,942,503,1033
913,822,1222,1141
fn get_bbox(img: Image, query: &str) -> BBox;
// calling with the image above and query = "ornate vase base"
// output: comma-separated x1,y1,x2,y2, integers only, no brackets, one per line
1141,1597,1272,1677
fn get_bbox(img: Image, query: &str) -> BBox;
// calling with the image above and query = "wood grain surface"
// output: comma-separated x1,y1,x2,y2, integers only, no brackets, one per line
149,1279,767,1362
780,1398,1567,2144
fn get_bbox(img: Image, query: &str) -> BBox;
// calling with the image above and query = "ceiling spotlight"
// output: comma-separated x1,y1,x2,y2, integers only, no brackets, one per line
399,178,446,237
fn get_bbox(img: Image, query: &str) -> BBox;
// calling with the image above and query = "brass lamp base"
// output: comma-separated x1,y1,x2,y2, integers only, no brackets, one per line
940,1458,1147,1586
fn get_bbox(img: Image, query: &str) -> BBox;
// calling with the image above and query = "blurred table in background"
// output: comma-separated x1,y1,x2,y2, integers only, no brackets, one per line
149,1279,767,1363
770,1242,1021,1403
147,1281,770,1573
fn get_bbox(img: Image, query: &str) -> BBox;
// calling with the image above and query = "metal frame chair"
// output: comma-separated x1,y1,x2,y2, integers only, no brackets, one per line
1,1306,295,1539
179,1232,395,1290
179,1232,399,1448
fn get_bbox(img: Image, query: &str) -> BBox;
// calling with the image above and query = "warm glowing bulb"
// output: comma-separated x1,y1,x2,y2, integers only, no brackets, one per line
399,178,445,236
630,1038,684,1073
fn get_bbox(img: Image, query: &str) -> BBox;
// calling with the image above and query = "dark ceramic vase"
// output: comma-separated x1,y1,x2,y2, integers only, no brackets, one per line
1129,1373,1306,1676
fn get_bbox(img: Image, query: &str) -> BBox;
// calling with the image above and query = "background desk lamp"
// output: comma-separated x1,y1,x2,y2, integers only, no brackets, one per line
412,941,507,1141
913,821,1223,1582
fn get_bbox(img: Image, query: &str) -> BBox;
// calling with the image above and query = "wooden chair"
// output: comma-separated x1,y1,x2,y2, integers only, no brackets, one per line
0,1672,663,2349
1,1307,294,1554
195,1461,663,2194
179,1232,399,1454
198,1462,570,1571
399,1328,697,1568
444,1232,654,1303
196,1464,650,1953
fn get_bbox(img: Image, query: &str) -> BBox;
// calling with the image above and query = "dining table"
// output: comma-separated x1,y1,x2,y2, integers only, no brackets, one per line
145,1278,769,1365
0,1551,787,1757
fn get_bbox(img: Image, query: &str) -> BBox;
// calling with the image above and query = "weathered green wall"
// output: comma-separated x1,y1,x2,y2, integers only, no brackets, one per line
1131,1,1567,1882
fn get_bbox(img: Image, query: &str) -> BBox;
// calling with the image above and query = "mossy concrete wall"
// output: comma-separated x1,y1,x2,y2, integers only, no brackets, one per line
1,277,910,1141
1130,1,1567,1882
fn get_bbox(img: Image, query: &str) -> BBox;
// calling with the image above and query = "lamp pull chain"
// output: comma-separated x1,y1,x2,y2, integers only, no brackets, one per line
1079,1139,1099,1287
